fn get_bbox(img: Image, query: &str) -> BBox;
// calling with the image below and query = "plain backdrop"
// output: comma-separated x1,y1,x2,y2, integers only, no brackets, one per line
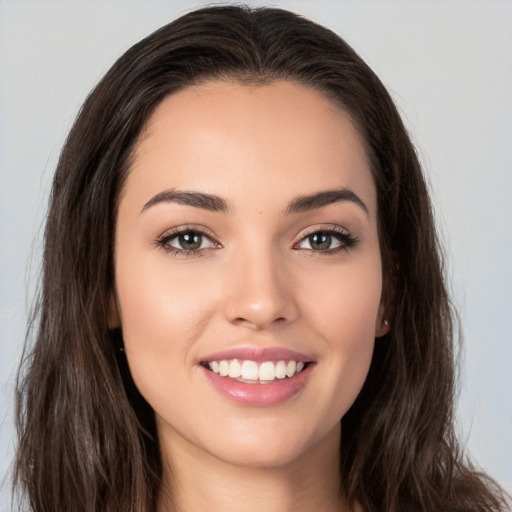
1,0,511,509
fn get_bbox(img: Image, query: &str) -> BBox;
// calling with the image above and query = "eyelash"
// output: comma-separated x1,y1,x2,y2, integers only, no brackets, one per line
156,225,220,258
155,225,359,257
292,225,359,255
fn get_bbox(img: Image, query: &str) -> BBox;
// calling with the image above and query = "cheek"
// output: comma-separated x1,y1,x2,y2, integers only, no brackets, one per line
116,250,219,341
299,256,382,414
114,260,227,443
114,250,222,396
302,252,383,341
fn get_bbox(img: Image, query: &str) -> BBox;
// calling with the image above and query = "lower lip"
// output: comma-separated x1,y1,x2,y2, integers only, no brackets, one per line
201,365,313,407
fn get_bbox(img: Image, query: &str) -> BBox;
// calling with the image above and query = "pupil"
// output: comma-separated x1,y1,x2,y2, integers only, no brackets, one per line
310,233,331,250
179,232,201,250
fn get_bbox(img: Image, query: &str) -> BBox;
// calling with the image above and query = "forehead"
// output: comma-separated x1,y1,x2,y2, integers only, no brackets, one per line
124,79,376,216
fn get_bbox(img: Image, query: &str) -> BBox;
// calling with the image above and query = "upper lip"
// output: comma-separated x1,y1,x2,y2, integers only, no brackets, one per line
201,346,314,363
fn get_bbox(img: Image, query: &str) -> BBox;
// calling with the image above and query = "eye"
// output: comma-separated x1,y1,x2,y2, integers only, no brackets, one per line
156,227,220,255
300,232,341,251
169,231,211,251
294,228,358,254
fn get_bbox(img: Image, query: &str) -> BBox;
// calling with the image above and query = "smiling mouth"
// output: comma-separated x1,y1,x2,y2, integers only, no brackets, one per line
200,359,312,384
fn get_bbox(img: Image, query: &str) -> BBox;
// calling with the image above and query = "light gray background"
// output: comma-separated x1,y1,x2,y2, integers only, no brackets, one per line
1,1,511,509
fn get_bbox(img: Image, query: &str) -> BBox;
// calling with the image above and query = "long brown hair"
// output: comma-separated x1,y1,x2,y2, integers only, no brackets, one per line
14,5,508,512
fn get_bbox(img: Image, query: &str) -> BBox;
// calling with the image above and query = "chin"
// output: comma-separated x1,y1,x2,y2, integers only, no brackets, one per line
199,416,339,470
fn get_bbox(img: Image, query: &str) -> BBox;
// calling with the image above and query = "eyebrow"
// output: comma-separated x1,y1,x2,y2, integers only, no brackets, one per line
141,189,229,213
284,188,369,216
141,187,368,216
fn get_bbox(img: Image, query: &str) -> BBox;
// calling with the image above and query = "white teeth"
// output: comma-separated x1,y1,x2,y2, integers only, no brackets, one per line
219,360,229,376
241,360,259,380
228,359,242,378
207,359,308,381
259,361,276,381
286,360,296,377
275,360,287,379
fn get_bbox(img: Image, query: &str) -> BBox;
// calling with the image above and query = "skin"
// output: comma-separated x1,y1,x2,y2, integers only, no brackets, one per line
113,80,388,512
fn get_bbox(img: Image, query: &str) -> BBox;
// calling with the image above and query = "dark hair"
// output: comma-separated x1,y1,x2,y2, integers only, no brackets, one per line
14,5,508,512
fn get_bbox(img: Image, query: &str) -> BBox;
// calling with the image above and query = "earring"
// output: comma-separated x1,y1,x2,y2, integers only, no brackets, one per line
383,319,389,327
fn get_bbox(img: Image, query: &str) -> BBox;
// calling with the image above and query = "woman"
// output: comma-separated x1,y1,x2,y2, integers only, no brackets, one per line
14,5,509,512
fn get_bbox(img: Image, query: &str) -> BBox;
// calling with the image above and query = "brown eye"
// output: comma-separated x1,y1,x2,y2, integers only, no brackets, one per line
160,229,218,253
295,228,358,254
308,232,333,250
300,231,342,251
175,232,203,250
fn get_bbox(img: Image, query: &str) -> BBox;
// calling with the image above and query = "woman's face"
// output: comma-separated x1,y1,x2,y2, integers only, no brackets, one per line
114,80,387,469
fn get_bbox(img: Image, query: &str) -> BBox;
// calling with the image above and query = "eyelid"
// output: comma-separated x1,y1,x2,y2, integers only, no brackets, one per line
155,224,222,256
293,224,352,244
292,224,359,253
296,224,350,238
157,224,218,241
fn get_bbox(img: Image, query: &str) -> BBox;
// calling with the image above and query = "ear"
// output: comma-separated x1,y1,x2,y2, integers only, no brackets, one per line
375,271,395,338
375,253,397,338
375,306,391,338
108,292,121,329
375,302,390,338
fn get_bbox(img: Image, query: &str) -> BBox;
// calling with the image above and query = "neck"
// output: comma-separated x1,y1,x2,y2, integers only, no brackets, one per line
157,424,349,512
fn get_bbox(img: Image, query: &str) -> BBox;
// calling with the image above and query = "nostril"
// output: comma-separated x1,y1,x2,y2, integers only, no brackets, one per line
232,316,289,329
224,289,299,329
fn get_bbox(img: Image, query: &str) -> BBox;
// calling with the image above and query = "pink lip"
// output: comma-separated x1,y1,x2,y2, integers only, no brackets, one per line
201,365,313,406
199,346,315,407
201,346,313,363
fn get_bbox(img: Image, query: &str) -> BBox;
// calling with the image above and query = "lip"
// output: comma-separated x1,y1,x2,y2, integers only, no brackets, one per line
201,346,313,363
199,346,315,407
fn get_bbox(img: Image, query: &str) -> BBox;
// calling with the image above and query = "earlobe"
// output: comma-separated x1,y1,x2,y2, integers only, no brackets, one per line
376,267,395,338
375,317,390,338
375,301,391,338
375,315,390,338
108,292,121,329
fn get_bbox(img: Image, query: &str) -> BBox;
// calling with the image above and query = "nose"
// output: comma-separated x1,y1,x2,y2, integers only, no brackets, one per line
223,248,299,330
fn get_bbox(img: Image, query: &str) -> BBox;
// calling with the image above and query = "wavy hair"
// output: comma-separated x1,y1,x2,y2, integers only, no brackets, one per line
14,5,508,512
